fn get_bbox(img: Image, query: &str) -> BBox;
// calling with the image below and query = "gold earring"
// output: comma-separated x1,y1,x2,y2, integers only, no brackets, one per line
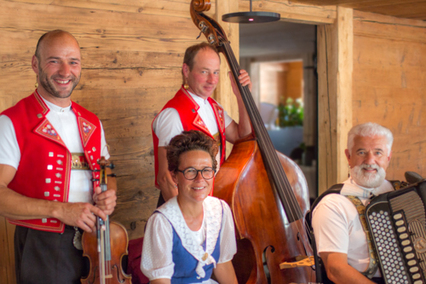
35,75,38,88
184,83,189,90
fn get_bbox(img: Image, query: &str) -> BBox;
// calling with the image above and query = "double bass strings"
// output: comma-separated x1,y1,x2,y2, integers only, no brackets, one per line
222,40,304,223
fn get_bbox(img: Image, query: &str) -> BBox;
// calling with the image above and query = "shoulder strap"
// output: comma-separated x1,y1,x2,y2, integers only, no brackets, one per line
304,183,344,284
345,196,379,279
309,183,344,213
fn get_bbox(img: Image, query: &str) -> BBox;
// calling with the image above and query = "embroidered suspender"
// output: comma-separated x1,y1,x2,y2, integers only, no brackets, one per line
346,195,379,279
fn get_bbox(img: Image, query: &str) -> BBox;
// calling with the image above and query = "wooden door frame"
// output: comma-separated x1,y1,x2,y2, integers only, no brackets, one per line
215,1,353,194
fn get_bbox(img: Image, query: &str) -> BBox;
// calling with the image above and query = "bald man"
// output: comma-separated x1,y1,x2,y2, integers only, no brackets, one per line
0,30,117,283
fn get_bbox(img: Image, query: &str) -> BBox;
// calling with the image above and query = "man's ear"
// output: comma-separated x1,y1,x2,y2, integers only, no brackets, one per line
182,63,190,78
32,55,39,74
345,149,351,164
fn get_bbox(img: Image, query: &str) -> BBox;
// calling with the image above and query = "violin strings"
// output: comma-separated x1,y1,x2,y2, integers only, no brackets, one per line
222,42,304,223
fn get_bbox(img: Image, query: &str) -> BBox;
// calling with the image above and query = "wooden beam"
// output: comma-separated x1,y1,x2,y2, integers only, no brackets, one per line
0,217,15,284
214,0,240,156
317,6,353,193
240,0,337,24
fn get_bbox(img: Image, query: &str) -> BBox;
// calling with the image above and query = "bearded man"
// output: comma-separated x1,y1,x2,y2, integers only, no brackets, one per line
0,30,117,283
311,122,394,284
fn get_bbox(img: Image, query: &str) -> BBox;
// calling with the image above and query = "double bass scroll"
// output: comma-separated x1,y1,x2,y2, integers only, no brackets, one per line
190,2,315,283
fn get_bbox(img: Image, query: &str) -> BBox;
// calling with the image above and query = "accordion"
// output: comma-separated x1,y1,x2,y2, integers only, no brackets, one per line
366,181,426,284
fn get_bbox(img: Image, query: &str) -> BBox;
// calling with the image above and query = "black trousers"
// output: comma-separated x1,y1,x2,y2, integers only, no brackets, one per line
14,225,86,284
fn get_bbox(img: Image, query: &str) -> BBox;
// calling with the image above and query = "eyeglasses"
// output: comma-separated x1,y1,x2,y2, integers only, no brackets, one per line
177,167,215,180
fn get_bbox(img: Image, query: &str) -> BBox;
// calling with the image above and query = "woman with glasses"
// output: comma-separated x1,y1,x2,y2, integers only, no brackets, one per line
141,130,238,284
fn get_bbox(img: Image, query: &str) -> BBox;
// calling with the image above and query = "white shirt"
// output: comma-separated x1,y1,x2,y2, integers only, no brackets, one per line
153,91,233,147
153,91,233,170
312,178,393,276
141,197,237,283
0,96,109,203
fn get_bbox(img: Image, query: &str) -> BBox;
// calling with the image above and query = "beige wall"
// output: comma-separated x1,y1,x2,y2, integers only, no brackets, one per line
352,11,426,181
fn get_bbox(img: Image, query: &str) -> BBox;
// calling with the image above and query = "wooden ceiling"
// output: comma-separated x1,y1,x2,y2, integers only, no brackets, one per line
289,0,426,20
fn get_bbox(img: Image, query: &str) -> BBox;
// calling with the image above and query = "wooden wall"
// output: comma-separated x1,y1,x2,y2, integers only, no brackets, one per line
352,11,426,181
0,1,337,283
2,0,425,283
0,0,217,282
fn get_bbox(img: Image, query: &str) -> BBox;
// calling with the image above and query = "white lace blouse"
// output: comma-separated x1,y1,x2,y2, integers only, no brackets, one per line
140,196,237,283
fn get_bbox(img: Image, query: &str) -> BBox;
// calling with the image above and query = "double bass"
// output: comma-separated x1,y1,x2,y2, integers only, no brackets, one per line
190,1,315,283
81,157,132,284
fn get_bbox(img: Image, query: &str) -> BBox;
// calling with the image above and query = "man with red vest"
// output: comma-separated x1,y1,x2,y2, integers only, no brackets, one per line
152,42,252,206
0,30,117,283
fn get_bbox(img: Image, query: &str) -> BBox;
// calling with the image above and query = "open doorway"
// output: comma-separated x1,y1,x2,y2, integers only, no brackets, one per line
239,21,318,202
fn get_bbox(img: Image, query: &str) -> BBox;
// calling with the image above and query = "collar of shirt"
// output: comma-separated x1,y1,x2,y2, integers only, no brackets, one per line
187,90,209,105
341,177,394,204
39,95,72,113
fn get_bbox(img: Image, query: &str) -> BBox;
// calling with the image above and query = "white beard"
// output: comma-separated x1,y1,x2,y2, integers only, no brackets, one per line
351,164,386,188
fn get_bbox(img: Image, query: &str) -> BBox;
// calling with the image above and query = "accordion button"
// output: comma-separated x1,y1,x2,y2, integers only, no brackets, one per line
400,233,409,239
404,246,413,252
406,253,415,259
407,260,416,266
395,220,404,226
413,273,421,279
410,266,419,273
413,280,422,284
402,240,411,246
397,226,407,233
393,213,403,219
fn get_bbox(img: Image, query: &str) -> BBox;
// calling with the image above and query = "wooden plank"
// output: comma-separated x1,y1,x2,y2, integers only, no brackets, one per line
317,7,353,194
0,217,15,284
240,0,337,24
7,0,201,17
0,2,201,41
354,12,426,43
335,7,353,185
352,17,426,181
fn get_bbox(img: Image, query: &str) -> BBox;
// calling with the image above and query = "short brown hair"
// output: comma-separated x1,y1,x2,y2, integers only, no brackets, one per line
167,130,218,173
181,42,220,84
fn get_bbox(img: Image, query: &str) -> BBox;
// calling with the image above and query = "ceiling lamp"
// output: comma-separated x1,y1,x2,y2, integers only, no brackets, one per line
222,0,280,23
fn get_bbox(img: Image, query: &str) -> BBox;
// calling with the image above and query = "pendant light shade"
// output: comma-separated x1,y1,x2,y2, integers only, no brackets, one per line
222,0,280,23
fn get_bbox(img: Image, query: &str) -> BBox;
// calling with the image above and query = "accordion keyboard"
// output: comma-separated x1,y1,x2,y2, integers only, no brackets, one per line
367,187,426,284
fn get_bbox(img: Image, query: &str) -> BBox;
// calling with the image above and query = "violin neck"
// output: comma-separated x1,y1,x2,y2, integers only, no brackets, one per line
221,41,304,222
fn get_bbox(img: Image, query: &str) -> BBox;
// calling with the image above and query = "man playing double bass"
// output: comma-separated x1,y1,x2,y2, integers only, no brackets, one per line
312,122,395,284
152,42,252,206
0,30,117,283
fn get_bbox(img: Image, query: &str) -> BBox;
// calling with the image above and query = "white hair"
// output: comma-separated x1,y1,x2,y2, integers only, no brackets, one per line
347,122,393,154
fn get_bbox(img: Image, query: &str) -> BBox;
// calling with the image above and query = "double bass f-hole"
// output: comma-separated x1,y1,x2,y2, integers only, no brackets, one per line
81,157,132,284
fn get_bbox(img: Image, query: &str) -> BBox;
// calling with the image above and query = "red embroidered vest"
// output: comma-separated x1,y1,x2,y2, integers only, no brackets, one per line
1,91,102,233
152,87,227,189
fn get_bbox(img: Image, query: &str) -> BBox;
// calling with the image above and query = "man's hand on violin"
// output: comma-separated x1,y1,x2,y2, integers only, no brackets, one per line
93,186,117,216
55,202,107,233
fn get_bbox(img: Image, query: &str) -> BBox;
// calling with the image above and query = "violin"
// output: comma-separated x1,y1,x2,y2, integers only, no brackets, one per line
190,1,315,283
81,157,132,284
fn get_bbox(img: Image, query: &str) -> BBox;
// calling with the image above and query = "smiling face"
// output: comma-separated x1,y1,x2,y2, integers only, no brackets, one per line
172,150,214,205
345,135,391,188
182,48,220,100
32,31,81,107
